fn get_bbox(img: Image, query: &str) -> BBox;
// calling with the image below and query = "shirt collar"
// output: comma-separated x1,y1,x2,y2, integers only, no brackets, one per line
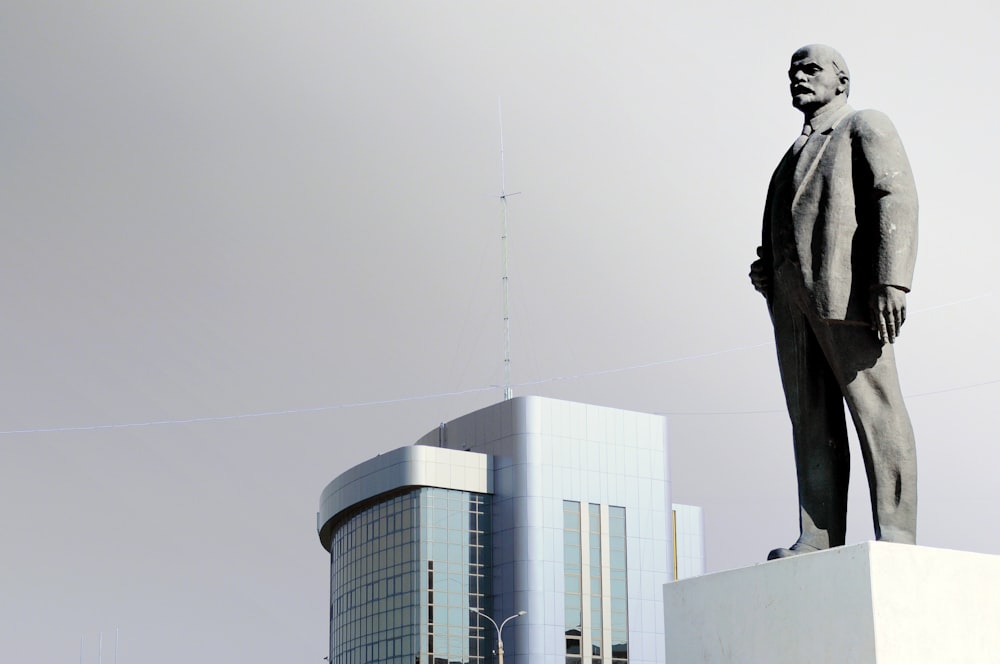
806,99,852,135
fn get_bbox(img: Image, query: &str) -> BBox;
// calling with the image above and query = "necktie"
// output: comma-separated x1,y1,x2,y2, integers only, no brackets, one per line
792,123,812,154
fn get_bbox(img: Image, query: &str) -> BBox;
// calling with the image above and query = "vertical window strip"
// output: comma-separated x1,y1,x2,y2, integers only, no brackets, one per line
563,500,583,664
588,503,603,663
608,506,628,663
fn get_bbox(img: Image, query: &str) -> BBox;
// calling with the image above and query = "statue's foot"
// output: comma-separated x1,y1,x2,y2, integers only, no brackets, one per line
767,541,821,561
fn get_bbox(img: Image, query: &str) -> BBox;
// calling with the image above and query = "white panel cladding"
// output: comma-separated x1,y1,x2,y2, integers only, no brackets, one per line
419,396,672,664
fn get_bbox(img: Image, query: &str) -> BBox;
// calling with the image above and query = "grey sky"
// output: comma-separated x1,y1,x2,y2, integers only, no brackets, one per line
3,2,998,662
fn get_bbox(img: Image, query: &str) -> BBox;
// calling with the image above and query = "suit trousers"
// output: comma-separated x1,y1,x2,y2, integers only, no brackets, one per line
770,266,917,547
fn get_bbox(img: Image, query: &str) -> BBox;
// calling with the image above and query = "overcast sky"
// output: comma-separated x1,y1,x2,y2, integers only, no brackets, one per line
4,2,999,662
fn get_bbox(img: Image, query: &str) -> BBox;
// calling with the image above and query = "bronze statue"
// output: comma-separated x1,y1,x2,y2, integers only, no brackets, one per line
750,44,918,560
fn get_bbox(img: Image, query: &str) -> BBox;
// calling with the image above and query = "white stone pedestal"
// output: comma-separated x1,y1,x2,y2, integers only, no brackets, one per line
662,542,1000,663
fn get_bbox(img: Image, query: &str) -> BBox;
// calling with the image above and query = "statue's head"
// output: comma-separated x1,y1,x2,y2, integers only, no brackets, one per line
788,44,850,115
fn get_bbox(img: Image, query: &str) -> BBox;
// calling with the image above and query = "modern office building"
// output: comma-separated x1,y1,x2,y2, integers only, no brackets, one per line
317,396,704,664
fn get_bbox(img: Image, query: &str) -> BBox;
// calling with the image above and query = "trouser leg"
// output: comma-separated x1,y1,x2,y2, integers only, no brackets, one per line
818,325,918,543
771,287,850,549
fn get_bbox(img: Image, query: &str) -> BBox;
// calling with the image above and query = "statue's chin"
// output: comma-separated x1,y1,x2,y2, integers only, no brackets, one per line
791,95,811,110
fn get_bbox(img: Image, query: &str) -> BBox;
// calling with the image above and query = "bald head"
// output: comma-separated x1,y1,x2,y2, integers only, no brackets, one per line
788,44,850,118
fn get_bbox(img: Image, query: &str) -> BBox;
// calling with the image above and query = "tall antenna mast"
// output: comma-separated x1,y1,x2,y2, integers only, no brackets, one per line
498,99,519,401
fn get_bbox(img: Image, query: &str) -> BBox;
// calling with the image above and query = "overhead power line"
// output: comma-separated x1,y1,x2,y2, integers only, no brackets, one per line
0,293,992,435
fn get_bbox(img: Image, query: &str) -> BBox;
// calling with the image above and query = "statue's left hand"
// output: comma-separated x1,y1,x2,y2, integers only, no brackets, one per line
870,285,907,344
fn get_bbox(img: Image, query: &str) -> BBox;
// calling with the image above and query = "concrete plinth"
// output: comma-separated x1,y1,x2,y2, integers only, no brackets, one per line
663,542,1000,663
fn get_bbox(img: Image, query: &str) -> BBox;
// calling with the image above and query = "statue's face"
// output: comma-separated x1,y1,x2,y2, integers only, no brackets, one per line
788,46,844,113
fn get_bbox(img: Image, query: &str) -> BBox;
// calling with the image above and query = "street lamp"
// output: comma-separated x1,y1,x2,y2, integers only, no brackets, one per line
471,608,526,664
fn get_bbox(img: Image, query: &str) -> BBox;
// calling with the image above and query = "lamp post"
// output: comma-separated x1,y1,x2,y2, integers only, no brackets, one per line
471,608,526,664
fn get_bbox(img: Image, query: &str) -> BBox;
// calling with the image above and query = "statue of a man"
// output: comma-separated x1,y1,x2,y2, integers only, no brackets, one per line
749,44,918,560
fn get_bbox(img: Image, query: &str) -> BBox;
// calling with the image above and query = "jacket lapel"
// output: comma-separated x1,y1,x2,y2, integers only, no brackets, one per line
791,105,853,210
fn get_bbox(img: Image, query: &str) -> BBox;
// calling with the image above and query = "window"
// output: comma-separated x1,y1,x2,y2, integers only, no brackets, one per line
564,502,629,664
563,501,582,662
608,506,629,664
329,489,491,664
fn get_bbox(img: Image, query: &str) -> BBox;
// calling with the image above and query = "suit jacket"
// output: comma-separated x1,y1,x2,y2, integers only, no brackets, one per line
759,103,918,322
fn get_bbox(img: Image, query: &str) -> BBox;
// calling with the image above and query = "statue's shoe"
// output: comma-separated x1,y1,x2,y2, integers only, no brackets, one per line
767,541,822,561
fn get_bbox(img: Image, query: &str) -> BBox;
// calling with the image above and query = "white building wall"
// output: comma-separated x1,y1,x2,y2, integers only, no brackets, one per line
417,396,672,664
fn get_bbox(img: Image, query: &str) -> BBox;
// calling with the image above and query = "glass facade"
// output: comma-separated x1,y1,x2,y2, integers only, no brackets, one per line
564,501,629,664
329,488,492,664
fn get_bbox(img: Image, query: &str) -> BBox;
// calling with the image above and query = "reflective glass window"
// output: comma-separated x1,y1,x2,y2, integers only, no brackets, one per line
329,488,491,664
